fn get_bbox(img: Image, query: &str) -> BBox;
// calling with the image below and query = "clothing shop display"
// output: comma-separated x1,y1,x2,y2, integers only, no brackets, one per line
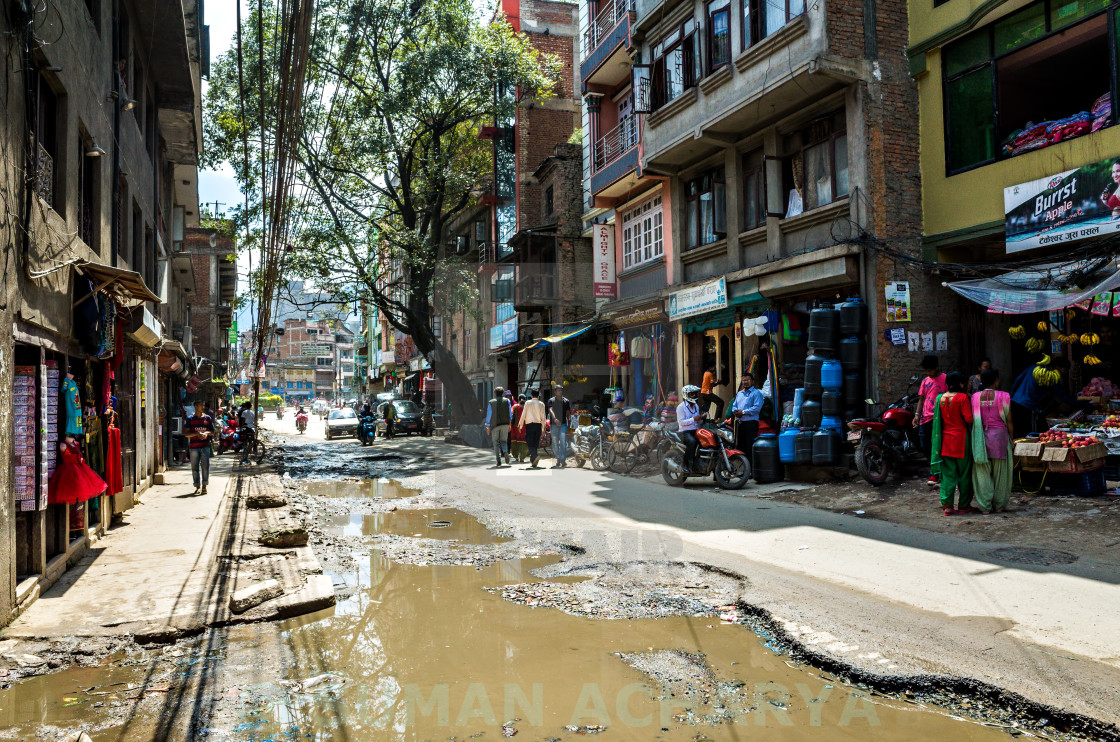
105,414,123,496
62,375,83,435
48,439,107,506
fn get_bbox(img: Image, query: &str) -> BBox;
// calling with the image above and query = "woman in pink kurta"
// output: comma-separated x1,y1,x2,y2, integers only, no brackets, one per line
970,369,1013,513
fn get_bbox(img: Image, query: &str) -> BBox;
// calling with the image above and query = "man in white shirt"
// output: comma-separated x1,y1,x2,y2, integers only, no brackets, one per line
238,401,257,465
676,385,705,472
521,389,547,468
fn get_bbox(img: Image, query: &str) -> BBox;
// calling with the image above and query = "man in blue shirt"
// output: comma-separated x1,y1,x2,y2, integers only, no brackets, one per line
730,373,764,456
1010,356,1088,435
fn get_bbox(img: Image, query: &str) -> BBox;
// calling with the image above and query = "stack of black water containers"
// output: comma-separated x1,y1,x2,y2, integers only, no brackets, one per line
776,298,866,471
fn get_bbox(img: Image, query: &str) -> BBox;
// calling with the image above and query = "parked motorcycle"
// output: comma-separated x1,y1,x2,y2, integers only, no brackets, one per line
216,419,240,455
570,407,611,471
848,376,924,486
295,412,309,434
661,420,750,490
358,414,378,446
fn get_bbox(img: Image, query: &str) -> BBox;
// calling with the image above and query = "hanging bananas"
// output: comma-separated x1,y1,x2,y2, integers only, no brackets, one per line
1033,360,1061,385
1079,333,1101,346
1025,338,1044,354
1009,326,1026,339
1037,321,1049,332
1065,309,1076,320
1084,354,1104,366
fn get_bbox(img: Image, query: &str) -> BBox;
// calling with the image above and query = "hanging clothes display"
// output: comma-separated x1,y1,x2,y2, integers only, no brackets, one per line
105,409,123,496
62,374,83,435
48,439,108,506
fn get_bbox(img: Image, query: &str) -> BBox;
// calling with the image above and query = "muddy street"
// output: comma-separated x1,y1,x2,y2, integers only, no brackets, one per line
1,423,1118,741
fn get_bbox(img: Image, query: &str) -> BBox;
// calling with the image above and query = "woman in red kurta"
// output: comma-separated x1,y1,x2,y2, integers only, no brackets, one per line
510,394,527,462
931,372,974,515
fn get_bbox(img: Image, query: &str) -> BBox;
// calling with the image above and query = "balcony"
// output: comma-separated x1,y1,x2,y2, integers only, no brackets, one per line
582,0,634,88
514,272,557,310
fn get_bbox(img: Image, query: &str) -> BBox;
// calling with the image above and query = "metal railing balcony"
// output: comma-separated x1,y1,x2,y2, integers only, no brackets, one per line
593,117,639,172
514,272,558,310
584,0,634,52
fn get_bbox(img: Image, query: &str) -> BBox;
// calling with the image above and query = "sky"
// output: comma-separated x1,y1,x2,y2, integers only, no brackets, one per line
196,4,242,219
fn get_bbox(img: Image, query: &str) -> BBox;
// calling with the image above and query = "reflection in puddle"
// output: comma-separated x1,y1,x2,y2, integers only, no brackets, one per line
324,507,509,545
0,506,1029,742
304,477,418,500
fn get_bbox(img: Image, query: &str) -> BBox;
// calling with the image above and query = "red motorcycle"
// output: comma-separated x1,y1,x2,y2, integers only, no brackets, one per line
847,377,924,485
660,419,751,490
296,412,309,434
216,418,241,455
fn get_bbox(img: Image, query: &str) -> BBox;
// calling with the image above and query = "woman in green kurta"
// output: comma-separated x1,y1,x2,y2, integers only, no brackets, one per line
970,369,1013,513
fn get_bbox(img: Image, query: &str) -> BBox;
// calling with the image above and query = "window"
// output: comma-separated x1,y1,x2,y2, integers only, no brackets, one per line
782,112,848,215
465,328,472,361
943,1,1114,173
316,357,332,366
742,0,804,49
651,19,697,111
742,149,766,230
685,170,726,249
307,328,318,335
33,73,61,208
621,194,664,271
544,185,554,218
707,0,731,72
287,381,293,388
79,131,97,247
83,0,100,30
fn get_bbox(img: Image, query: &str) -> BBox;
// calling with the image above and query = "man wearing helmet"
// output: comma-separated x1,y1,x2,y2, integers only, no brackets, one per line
676,385,706,472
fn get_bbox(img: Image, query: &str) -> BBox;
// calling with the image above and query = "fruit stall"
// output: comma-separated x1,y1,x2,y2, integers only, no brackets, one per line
1014,407,1120,496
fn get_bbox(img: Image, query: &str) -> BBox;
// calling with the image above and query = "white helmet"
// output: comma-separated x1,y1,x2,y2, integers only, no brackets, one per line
682,385,701,402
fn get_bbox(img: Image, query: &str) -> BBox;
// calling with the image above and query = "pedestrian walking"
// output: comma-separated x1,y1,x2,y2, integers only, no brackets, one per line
237,401,256,466
971,369,1013,514
730,373,763,457
185,400,215,494
915,355,947,487
522,389,547,467
485,387,513,467
510,394,527,462
931,372,974,515
548,385,571,468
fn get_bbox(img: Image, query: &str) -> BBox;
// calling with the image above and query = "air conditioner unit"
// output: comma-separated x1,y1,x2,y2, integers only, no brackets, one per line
171,417,183,435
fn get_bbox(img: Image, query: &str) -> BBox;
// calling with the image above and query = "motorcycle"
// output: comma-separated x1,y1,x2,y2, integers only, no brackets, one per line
570,406,611,471
358,414,377,446
216,419,240,455
848,376,924,486
295,412,309,434
277,406,284,420
661,419,750,490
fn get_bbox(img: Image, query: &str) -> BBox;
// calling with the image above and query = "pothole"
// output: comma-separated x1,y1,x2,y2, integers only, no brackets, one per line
985,546,1079,566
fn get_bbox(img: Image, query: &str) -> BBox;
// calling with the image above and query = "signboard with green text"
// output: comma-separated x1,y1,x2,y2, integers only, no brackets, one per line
1005,156,1120,253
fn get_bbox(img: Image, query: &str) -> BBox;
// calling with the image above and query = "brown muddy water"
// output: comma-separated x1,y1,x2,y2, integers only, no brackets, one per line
0,493,1033,741
303,477,418,500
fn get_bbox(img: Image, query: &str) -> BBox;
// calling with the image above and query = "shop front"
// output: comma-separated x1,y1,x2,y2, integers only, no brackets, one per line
604,300,674,414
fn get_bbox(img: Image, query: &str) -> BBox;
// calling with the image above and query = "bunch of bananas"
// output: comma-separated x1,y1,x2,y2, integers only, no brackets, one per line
1066,309,1077,320
1084,354,1104,366
1009,326,1026,339
1080,333,1101,346
1033,357,1061,385
1025,337,1044,353
1057,333,1079,344
1037,321,1049,332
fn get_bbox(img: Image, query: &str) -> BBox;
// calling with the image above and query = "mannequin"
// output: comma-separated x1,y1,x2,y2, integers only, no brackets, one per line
62,369,83,436
48,434,107,506
104,400,123,496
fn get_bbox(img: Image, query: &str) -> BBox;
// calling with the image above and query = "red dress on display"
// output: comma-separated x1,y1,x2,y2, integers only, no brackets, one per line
48,440,108,506
105,424,123,496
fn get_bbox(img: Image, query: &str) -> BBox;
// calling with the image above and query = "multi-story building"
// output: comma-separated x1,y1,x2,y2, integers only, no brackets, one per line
582,0,940,414
0,0,205,626
909,0,1120,393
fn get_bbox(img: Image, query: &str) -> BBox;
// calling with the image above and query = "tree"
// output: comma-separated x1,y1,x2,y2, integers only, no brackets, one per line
205,0,559,424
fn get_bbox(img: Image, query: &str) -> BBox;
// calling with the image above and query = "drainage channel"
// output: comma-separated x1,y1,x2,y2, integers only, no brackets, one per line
0,496,1079,741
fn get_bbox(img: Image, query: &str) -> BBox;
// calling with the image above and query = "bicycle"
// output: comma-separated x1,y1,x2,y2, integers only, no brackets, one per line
606,420,665,475
238,433,267,466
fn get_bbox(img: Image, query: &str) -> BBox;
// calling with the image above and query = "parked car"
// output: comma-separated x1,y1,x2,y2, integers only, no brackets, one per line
325,408,359,440
377,400,429,436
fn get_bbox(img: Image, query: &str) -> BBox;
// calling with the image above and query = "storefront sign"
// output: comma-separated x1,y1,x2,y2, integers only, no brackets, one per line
593,224,616,298
303,342,331,357
668,278,726,321
884,281,911,322
1005,156,1120,253
610,301,667,328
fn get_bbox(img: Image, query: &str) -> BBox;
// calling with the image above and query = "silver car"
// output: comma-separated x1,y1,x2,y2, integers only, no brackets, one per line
325,408,358,440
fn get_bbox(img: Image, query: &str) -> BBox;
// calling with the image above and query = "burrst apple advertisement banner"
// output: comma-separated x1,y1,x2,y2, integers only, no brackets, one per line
1004,156,1120,253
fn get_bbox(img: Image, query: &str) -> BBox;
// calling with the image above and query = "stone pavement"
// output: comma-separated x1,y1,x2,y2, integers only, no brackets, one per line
0,451,333,645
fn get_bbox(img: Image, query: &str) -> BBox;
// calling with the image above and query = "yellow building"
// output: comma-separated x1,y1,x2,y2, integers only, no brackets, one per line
910,0,1120,377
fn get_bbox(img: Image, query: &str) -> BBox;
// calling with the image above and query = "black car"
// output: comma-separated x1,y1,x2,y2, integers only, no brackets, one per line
377,400,430,437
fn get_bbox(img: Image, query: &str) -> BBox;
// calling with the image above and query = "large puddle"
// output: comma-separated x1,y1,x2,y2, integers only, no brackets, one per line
303,477,418,500
0,500,1039,741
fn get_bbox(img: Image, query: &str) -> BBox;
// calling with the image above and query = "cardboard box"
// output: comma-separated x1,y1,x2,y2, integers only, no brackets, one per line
1014,438,1054,472
1042,442,1108,473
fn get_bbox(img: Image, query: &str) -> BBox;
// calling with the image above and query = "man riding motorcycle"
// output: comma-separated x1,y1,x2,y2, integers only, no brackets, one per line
676,385,706,471
295,406,309,434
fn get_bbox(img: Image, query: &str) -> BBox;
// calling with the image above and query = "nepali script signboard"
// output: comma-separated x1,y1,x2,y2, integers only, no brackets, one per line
668,278,727,321
1005,156,1120,253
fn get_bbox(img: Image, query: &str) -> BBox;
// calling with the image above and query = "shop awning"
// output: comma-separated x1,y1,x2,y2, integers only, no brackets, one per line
944,259,1120,314
520,321,596,352
75,261,161,306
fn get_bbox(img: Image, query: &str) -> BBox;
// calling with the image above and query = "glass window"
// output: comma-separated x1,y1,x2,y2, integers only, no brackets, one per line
994,4,1046,54
1051,0,1110,29
708,0,731,72
685,170,725,248
652,19,696,109
946,67,995,171
834,134,849,198
944,30,990,76
622,195,663,269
